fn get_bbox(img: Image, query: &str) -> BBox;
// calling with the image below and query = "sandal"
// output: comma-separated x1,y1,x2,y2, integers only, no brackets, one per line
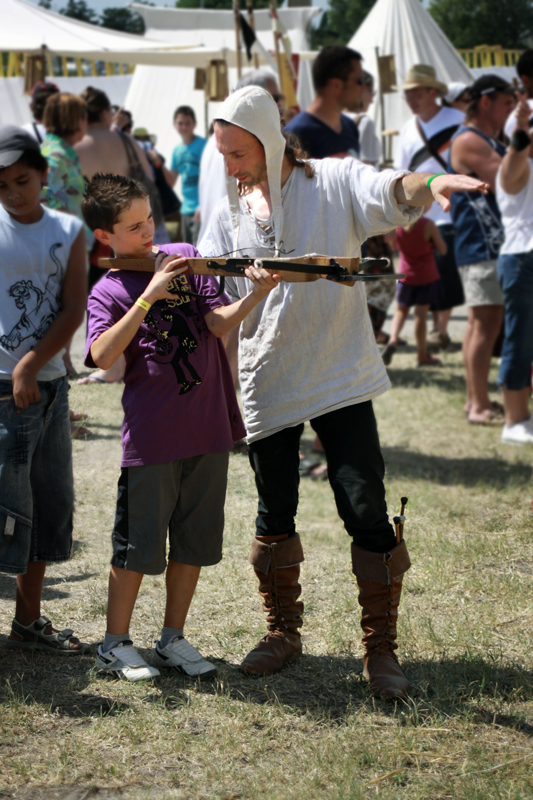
299,456,321,476
70,423,91,439
69,410,90,422
6,615,90,655
309,463,328,481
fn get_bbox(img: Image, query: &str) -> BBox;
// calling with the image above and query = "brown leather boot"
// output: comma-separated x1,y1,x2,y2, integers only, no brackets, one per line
351,540,411,699
239,533,304,676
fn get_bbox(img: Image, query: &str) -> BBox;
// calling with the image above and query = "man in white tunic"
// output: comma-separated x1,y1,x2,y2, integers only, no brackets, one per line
206,86,486,698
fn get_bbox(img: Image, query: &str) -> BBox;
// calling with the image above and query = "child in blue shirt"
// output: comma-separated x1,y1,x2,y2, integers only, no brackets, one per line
169,105,206,247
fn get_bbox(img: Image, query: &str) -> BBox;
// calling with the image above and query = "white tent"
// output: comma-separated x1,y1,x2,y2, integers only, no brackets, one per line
0,0,236,66
130,5,320,54
347,0,473,159
0,75,133,126
125,5,319,161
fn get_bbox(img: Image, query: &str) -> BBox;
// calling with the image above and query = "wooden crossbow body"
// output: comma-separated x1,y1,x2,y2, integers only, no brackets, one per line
98,251,404,300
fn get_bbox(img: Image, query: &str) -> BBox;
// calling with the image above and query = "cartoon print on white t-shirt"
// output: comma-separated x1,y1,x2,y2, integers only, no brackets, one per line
0,243,63,352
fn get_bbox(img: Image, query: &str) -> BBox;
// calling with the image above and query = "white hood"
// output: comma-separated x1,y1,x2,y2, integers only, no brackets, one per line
216,85,286,256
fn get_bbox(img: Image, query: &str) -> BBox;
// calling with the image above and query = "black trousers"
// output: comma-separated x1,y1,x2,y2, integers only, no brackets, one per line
247,401,396,554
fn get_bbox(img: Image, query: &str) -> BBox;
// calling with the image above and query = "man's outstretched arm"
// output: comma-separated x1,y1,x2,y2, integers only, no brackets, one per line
394,172,489,213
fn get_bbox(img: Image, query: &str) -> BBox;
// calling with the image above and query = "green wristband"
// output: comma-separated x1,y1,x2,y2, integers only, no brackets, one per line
427,172,446,188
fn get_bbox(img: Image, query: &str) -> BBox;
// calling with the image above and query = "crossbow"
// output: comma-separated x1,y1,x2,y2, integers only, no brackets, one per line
98,253,403,300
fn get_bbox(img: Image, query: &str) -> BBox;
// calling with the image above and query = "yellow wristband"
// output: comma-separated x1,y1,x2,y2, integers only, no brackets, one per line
135,297,151,312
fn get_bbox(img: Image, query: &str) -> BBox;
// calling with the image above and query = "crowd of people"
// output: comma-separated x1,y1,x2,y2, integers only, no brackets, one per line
0,43,531,700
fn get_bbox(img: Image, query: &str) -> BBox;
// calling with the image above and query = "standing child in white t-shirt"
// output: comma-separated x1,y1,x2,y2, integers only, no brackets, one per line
0,126,88,655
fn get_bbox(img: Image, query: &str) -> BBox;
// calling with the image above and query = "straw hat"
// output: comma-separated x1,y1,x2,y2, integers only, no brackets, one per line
395,64,448,97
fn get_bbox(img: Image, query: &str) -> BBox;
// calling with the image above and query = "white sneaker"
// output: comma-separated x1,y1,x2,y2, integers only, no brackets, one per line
154,636,217,679
96,641,160,682
501,418,533,446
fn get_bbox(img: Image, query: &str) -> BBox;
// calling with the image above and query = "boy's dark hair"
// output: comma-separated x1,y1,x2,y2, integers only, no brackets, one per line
81,86,111,124
82,173,149,232
517,49,533,80
312,45,362,90
173,105,196,123
0,149,48,175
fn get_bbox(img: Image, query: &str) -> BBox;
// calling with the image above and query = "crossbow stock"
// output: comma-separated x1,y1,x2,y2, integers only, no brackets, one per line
98,253,403,299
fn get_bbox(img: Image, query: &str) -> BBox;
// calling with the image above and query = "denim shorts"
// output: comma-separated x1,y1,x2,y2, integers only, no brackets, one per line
0,376,74,575
497,252,533,391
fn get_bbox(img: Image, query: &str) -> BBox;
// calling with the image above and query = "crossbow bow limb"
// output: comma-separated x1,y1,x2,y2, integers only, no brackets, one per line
98,253,403,299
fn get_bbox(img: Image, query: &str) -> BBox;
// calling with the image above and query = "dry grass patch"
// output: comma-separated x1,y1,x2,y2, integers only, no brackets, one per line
1,344,533,800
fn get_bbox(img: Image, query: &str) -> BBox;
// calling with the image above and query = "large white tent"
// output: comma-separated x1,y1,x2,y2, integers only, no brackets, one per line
0,0,222,65
347,0,474,160
124,5,319,160
130,5,319,54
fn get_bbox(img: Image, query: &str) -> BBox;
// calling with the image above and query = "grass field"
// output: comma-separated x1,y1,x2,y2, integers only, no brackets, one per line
1,333,533,800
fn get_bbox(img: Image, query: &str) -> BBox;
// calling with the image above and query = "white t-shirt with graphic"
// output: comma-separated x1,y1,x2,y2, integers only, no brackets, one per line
0,205,82,380
395,106,464,225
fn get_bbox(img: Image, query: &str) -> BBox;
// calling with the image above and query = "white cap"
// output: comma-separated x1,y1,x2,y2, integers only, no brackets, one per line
216,85,286,256
445,82,468,104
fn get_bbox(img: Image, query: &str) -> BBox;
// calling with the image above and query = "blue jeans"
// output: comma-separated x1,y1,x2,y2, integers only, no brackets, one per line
497,252,533,391
0,377,74,574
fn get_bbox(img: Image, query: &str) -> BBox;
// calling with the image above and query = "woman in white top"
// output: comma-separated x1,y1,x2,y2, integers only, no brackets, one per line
495,97,533,445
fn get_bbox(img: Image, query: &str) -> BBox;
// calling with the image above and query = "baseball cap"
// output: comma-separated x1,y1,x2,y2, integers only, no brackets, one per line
469,75,515,100
444,82,469,104
0,125,41,170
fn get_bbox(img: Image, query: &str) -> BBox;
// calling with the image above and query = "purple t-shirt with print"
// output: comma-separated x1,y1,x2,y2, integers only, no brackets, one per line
85,243,245,466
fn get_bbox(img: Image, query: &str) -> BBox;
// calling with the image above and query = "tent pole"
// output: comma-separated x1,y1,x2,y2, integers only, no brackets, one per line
233,0,242,79
375,46,386,162
270,0,283,86
246,0,259,69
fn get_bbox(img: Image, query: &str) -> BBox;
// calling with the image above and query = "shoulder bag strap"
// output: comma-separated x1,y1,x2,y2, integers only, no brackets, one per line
118,130,143,172
415,117,447,171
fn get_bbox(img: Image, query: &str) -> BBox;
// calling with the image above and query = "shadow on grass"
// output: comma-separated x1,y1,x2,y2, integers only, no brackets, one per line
156,652,533,732
0,570,97,601
382,446,532,488
2,647,531,732
386,366,498,395
0,646,128,718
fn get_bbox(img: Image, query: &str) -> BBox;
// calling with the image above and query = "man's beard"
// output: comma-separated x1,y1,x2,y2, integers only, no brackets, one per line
237,164,268,192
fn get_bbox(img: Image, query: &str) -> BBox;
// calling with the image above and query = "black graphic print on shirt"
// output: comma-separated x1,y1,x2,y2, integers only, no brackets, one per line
0,242,63,352
144,273,210,396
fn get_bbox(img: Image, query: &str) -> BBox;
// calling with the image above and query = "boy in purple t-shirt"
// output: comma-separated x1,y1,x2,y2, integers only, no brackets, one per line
82,174,281,682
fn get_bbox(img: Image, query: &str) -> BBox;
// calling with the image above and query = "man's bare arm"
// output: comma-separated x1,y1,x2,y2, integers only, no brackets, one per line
499,134,532,196
449,132,502,192
394,172,489,213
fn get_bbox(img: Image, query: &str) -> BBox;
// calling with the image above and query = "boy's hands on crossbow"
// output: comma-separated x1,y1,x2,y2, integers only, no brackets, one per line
141,252,189,306
244,264,282,298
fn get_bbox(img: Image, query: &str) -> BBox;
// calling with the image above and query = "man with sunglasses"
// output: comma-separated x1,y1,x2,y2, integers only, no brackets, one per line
284,45,362,159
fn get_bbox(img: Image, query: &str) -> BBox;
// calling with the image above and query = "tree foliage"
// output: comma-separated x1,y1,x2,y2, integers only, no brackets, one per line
428,0,533,48
58,0,146,34
311,0,374,49
60,0,99,24
100,7,145,34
